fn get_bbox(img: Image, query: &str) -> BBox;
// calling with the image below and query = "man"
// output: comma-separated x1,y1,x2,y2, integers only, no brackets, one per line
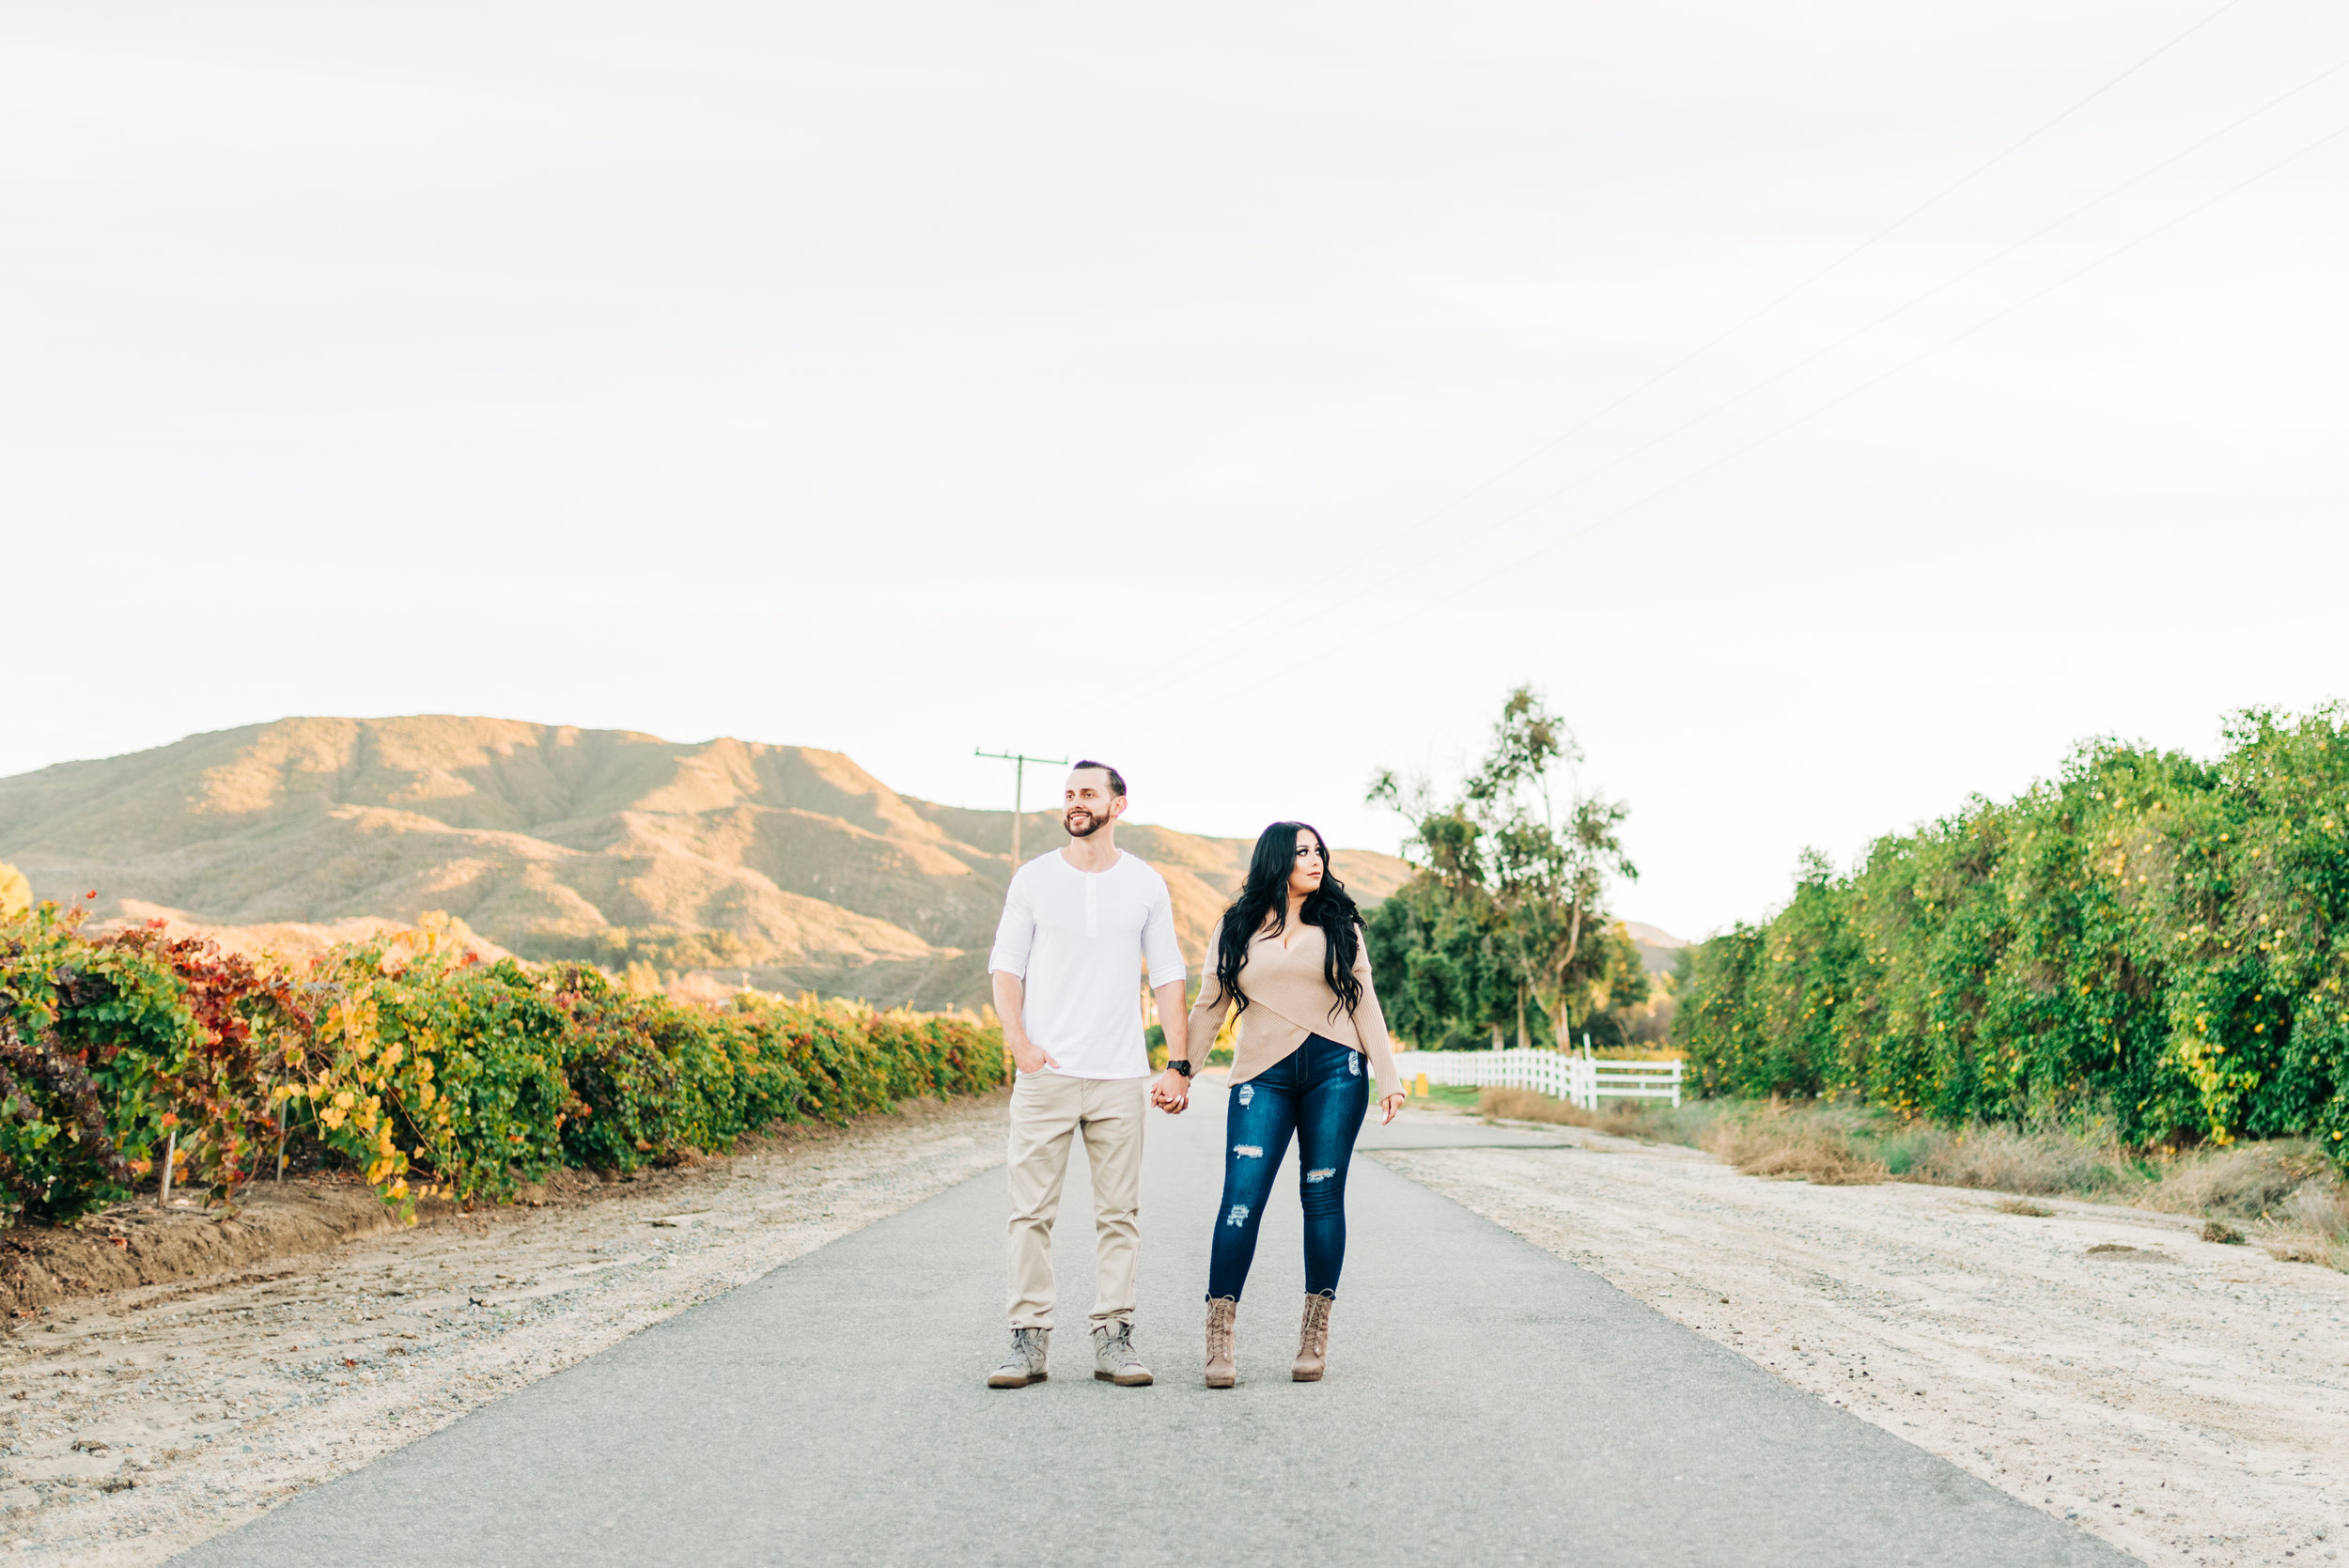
986,761,1196,1389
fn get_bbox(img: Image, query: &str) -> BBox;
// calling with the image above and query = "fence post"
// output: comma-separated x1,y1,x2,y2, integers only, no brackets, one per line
158,1126,178,1208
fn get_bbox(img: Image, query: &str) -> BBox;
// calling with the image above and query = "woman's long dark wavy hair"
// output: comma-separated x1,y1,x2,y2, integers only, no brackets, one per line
1214,821,1363,1022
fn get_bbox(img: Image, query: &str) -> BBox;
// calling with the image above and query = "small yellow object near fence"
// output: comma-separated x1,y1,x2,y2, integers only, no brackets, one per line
1414,1072,1430,1097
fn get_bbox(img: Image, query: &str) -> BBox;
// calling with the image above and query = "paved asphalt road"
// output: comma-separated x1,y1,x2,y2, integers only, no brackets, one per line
179,1083,2130,1567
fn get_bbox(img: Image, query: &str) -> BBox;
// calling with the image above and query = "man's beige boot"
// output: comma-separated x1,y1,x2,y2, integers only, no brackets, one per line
987,1327,1049,1389
1092,1321,1154,1387
1204,1296,1237,1389
1291,1294,1332,1382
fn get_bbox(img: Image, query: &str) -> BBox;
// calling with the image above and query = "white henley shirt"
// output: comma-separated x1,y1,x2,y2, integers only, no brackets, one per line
987,849,1187,1079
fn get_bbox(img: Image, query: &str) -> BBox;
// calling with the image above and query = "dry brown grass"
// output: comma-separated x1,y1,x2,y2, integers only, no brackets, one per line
1906,1126,2118,1195
2277,1181,2349,1267
2121,1141,2348,1265
1475,1087,1723,1144
1698,1102,1890,1186
2283,1181,2349,1240
2142,1142,2328,1221
1480,1086,1643,1136
1476,1083,2349,1267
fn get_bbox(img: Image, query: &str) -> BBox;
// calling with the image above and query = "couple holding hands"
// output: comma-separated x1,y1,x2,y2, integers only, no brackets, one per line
985,760,1404,1390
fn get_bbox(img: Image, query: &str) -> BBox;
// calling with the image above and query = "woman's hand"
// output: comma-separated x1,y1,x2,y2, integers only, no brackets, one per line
1379,1091,1406,1126
1150,1067,1190,1114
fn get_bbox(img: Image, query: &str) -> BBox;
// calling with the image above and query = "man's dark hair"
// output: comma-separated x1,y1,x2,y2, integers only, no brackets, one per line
1071,759,1127,799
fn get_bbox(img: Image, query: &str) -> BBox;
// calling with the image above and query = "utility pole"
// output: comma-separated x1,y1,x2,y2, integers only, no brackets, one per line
975,749,1066,867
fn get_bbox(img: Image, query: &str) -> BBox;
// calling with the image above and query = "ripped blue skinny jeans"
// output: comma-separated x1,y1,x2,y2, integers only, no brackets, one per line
1206,1032,1368,1302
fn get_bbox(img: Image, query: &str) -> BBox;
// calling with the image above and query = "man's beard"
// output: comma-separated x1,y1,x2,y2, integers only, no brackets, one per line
1065,807,1108,839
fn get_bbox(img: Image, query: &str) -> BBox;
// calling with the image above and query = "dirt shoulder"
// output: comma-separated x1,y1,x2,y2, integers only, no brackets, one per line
2,1187,410,1319
1378,1115,2349,1568
0,1091,1010,1566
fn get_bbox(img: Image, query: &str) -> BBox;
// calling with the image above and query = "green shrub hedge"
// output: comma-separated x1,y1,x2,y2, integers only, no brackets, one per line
1672,706,2349,1171
0,906,1004,1226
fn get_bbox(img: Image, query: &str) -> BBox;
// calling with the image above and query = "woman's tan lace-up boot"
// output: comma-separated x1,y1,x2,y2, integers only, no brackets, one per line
1291,1294,1332,1381
1205,1296,1237,1388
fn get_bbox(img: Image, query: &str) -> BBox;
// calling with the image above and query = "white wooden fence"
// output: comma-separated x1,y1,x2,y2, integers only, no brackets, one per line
1391,1048,1683,1110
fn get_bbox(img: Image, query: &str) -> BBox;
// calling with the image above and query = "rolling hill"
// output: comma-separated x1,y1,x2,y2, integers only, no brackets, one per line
0,717,1417,1010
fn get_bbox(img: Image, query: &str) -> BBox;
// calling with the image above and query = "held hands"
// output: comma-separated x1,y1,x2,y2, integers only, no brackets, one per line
1147,1077,1397,1120
1150,1066,1190,1114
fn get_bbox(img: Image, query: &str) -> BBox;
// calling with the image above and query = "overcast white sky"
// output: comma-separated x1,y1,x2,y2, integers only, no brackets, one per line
5,1,2346,939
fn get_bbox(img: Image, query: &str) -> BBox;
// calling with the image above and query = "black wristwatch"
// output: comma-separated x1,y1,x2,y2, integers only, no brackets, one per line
1165,1059,1193,1079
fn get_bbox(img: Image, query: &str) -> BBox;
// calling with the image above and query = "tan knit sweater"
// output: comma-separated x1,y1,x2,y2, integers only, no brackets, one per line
1184,917,1402,1102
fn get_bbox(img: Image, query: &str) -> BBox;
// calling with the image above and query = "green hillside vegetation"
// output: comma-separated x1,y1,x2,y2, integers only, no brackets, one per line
0,718,1411,1010
1672,707,2349,1174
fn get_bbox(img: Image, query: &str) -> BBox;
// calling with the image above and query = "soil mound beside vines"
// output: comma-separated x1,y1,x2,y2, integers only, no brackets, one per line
1,1182,405,1316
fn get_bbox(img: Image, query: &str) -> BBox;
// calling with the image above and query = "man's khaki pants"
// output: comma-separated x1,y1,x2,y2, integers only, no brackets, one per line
1005,1071,1147,1331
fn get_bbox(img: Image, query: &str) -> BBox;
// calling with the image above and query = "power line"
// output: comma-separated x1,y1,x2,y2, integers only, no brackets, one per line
1182,113,2349,716
1083,52,2344,719
1295,50,2349,620
1067,0,2252,719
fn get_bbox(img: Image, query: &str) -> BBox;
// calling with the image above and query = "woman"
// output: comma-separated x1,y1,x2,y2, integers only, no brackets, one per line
1180,821,1405,1387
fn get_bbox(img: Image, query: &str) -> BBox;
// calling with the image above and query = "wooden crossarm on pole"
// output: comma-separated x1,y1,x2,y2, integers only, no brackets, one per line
974,749,1068,867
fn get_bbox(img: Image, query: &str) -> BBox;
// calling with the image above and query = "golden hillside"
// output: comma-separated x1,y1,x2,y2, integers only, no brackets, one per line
0,717,1412,1010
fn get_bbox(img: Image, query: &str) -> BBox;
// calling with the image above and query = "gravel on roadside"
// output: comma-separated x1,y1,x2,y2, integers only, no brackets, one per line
1380,1116,2349,1568
0,1091,1010,1566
